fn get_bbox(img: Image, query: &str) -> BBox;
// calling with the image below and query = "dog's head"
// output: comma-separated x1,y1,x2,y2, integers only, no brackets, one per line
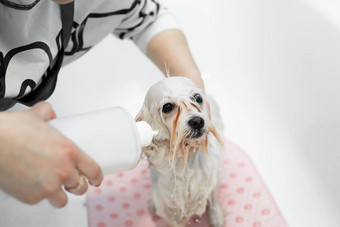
136,76,222,166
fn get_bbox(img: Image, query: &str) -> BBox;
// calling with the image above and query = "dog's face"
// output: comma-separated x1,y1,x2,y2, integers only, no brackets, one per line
136,77,222,165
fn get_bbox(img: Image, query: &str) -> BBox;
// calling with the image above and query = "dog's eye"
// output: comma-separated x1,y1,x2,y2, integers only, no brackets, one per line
194,94,203,104
162,103,174,113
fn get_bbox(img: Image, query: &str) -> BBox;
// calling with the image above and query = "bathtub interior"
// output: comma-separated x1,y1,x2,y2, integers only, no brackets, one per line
2,0,340,227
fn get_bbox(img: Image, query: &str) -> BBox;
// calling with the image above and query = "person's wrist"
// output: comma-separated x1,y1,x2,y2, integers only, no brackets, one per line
183,73,205,91
169,68,204,90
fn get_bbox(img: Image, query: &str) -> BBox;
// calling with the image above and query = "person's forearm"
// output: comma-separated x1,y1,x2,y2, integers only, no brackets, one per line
146,29,205,90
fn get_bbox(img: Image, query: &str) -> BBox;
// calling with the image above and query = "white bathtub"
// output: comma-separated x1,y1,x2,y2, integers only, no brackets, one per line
2,0,339,226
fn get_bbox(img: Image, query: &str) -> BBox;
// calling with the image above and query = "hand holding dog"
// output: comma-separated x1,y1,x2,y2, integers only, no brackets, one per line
0,102,103,208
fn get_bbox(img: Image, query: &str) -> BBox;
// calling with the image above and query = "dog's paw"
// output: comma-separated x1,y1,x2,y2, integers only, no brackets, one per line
208,205,225,227
148,200,157,216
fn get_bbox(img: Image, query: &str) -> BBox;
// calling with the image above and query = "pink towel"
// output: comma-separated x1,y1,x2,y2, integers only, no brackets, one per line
87,140,288,227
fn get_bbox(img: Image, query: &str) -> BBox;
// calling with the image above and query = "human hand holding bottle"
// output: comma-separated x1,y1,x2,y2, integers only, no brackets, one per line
0,102,103,208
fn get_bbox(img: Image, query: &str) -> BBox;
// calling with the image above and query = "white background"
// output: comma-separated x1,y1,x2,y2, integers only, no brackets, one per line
4,0,340,226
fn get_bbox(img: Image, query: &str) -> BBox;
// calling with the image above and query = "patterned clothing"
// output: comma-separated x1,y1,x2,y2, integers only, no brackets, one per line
0,0,177,102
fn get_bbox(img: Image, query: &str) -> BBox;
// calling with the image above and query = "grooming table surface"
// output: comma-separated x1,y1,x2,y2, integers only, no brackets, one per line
87,140,288,227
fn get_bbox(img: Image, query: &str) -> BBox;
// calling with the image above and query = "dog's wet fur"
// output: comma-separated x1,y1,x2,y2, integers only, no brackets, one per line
136,77,225,227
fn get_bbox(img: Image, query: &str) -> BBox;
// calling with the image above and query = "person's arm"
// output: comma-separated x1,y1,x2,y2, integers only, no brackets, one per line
112,0,204,89
146,29,205,90
112,0,206,91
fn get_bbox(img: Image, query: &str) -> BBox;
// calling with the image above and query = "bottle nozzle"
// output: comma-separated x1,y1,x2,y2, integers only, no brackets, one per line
136,121,157,148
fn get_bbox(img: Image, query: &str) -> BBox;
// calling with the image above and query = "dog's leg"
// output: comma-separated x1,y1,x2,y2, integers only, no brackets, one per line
208,187,225,227
161,207,188,227
166,219,187,227
175,221,187,227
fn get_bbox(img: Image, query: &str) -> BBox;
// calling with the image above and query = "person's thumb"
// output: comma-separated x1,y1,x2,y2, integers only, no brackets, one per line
30,102,57,121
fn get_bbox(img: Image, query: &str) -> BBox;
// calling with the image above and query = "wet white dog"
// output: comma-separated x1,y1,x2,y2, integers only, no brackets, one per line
136,76,225,227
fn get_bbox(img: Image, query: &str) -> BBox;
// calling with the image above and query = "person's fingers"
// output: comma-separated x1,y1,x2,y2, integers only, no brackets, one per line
76,151,103,187
64,175,88,195
47,189,68,208
30,102,57,121
62,167,88,195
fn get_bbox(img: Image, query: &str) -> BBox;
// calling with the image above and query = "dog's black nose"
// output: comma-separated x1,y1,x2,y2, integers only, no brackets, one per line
188,116,205,130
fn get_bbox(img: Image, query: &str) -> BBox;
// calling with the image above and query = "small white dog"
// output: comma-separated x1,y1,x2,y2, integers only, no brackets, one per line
136,76,225,227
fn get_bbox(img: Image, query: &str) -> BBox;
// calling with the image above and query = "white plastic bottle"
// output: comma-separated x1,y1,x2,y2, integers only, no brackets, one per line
49,107,157,175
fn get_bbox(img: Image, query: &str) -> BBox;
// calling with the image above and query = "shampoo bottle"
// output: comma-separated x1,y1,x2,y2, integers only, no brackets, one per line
49,107,156,175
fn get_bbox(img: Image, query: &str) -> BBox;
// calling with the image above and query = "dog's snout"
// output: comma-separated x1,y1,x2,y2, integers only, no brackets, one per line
188,116,205,130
